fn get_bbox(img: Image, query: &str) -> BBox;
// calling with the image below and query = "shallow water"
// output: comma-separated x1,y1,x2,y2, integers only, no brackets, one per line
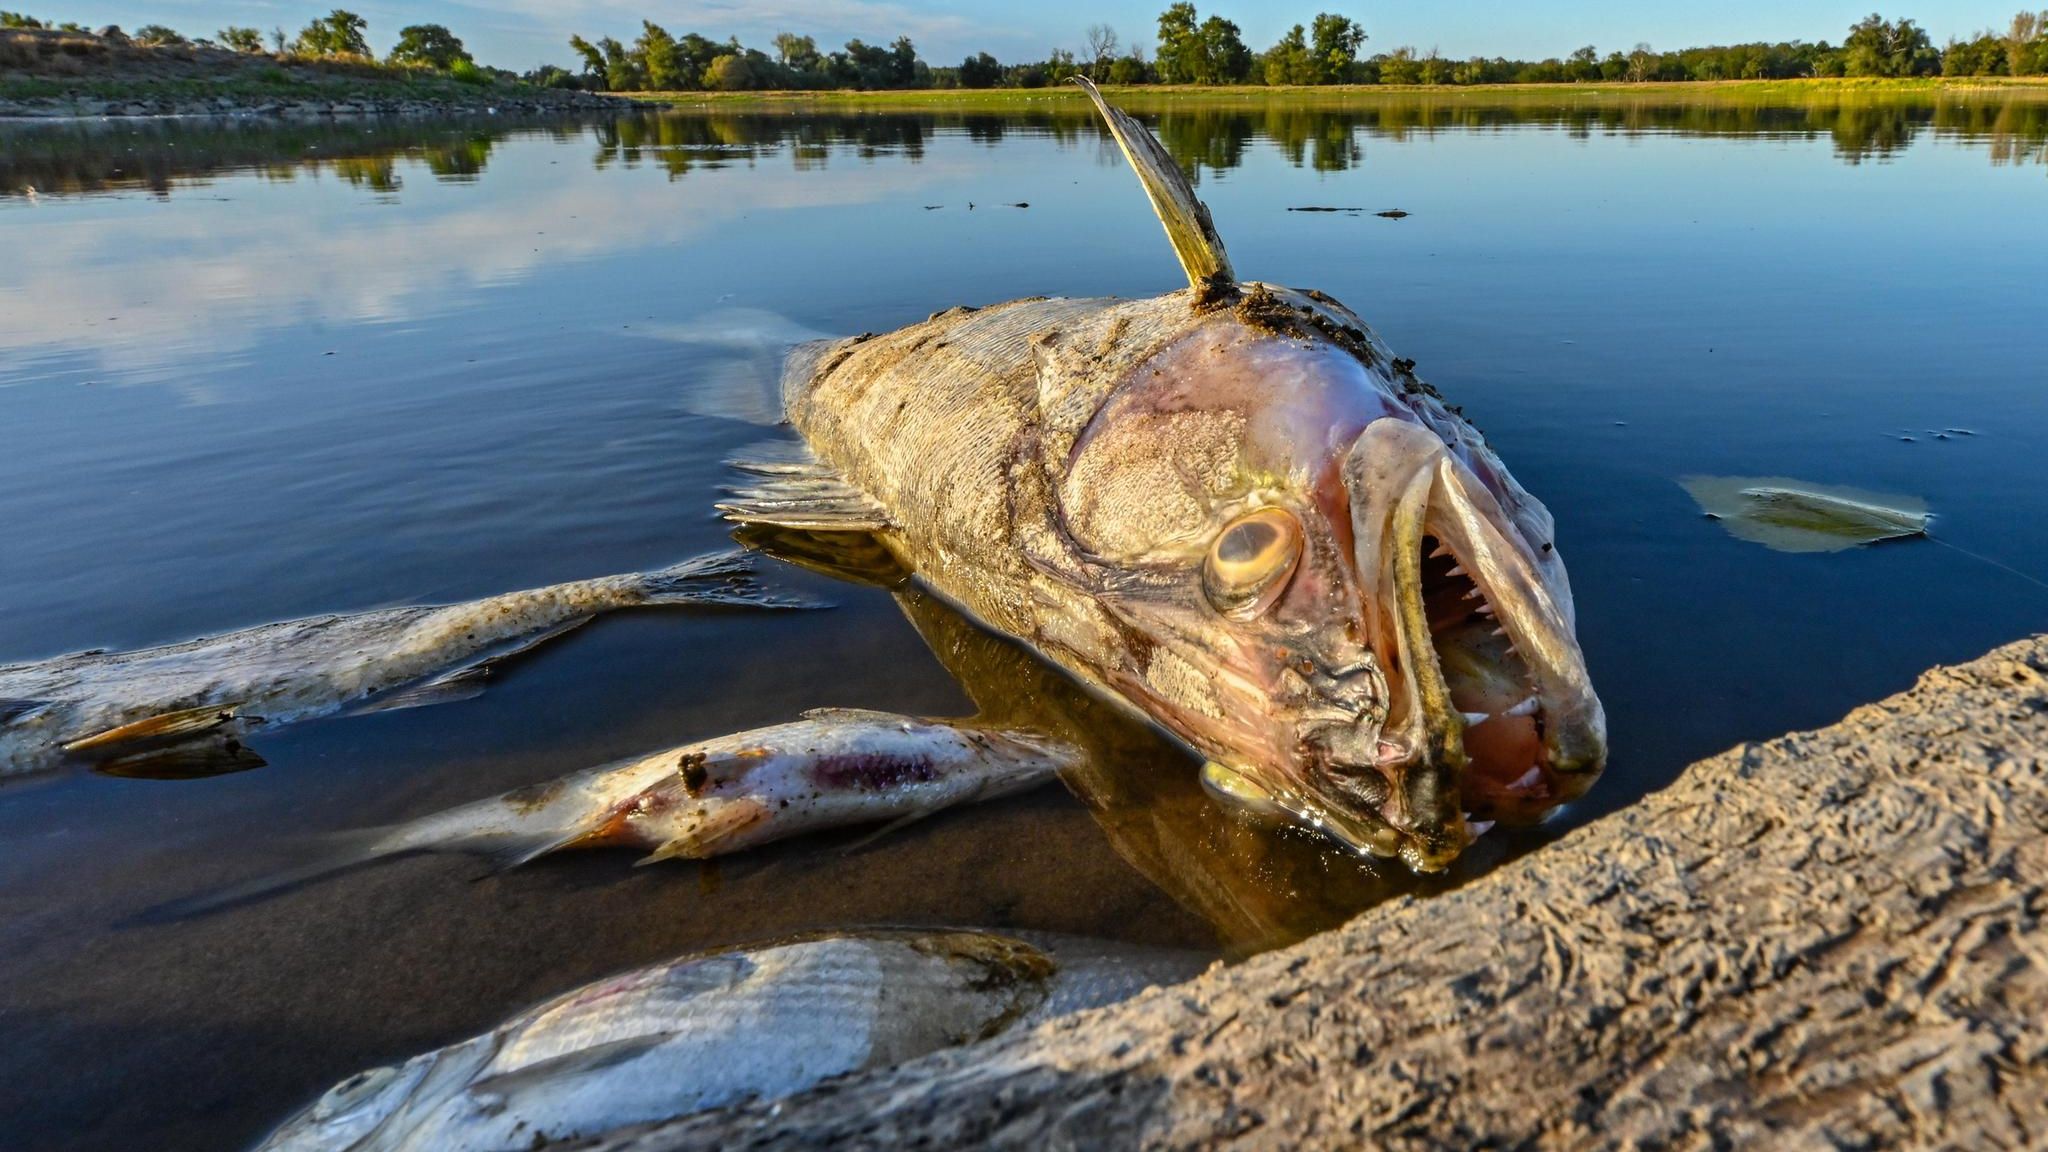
2,92,2045,1150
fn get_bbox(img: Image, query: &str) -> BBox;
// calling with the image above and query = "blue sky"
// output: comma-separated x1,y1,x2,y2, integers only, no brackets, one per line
50,2,2011,71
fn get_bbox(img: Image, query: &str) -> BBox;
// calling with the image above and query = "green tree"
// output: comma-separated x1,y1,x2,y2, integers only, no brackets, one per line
597,35,642,91
1566,45,1599,81
132,24,186,46
568,34,606,87
703,52,756,89
637,21,684,89
1379,46,1420,84
1264,25,1319,85
218,26,264,53
1108,53,1148,84
1198,15,1252,82
1309,12,1365,82
1843,13,1936,76
959,50,1000,87
388,24,469,69
1156,2,1200,82
1626,41,1657,82
773,32,820,73
0,12,43,29
2007,10,2047,74
1418,46,1447,84
295,9,368,57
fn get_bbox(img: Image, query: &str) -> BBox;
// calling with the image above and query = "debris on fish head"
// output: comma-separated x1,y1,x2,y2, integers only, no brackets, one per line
1033,284,1605,873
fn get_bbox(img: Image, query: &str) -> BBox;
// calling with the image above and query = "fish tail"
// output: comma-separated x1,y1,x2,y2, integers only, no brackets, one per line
633,549,824,610
131,825,418,921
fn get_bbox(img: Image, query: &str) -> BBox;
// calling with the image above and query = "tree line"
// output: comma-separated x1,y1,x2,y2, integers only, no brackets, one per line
7,6,2046,89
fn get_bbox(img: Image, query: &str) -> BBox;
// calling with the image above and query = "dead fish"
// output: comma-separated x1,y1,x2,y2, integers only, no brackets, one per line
1680,475,1930,554
256,929,1202,1152
0,552,804,781
193,709,1069,908
720,80,1605,872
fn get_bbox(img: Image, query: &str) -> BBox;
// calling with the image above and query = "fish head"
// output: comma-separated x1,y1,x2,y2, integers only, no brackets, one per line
1039,286,1604,872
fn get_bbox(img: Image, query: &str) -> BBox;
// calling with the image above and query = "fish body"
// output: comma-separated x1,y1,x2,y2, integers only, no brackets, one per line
730,82,1607,871
0,552,791,780
284,708,1070,880
257,930,1199,1152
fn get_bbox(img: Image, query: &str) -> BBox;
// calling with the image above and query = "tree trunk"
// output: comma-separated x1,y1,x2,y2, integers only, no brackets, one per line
592,634,2048,1150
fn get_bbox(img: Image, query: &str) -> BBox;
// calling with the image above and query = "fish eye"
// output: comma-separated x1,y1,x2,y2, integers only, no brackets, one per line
1202,508,1303,618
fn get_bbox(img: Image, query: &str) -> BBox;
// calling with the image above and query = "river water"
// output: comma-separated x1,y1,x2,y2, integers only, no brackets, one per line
1,91,2044,1150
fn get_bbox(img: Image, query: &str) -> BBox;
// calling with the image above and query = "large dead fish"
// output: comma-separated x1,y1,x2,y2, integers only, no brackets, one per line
0,552,801,780
256,929,1204,1152
721,81,1606,871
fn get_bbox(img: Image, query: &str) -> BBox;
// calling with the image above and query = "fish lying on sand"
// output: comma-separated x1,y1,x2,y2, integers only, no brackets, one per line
204,709,1071,907
0,552,803,781
258,929,1206,1152
716,80,1606,871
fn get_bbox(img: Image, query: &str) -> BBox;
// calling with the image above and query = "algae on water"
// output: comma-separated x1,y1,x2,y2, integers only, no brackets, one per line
1680,475,1930,554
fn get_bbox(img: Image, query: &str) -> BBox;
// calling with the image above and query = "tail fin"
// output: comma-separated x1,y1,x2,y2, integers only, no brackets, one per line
635,549,824,610
134,811,596,924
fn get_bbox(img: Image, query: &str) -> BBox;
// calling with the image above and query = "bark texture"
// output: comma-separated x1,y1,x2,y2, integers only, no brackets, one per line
590,634,2048,1150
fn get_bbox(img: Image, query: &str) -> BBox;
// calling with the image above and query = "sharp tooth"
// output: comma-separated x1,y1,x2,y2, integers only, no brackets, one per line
1491,626,1508,638
1446,565,1467,578
1505,696,1539,717
1430,544,1452,559
1473,603,1495,617
1463,588,1484,600
1460,711,1492,728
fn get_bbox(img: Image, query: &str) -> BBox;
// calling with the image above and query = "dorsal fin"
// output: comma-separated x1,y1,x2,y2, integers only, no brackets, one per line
1073,77,1235,300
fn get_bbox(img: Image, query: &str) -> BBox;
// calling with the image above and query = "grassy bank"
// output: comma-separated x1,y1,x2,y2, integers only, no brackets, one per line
0,26,629,115
626,76,2048,111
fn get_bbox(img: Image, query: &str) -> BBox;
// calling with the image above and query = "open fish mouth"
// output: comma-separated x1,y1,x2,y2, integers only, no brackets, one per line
1321,417,1607,871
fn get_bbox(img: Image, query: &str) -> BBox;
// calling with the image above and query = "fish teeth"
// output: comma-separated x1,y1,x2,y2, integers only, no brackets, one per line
1463,588,1484,600
1460,711,1492,728
1473,603,1495,617
1446,565,1468,578
1491,626,1508,638
1430,544,1452,559
1504,696,1540,718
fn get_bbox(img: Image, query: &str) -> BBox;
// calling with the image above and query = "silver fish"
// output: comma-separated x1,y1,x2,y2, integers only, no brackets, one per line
256,930,1203,1152
202,709,1069,907
721,81,1606,872
0,551,801,781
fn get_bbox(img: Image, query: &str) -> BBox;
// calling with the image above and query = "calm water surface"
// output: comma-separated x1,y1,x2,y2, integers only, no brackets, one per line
2,93,2045,1150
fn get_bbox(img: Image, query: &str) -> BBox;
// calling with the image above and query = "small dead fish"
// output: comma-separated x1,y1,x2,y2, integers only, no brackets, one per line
0,552,804,781
1680,475,1930,553
185,710,1070,911
255,930,1116,1151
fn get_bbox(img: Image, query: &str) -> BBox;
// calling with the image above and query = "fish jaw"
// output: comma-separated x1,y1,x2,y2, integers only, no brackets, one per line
1333,417,1607,866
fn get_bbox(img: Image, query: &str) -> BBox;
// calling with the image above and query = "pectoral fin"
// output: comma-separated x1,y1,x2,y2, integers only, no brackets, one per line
344,615,596,717
62,703,241,754
718,442,890,533
1073,77,1235,298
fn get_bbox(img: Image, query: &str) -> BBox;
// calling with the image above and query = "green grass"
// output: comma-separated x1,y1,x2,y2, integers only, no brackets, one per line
626,76,2048,111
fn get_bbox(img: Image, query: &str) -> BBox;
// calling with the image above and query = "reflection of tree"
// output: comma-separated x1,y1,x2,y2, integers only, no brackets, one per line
4,94,2044,201
0,115,528,197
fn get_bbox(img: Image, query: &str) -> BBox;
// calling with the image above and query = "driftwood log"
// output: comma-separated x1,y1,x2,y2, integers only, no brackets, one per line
592,634,2048,1150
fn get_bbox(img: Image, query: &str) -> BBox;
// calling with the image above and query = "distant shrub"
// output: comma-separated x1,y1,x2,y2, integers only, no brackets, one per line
0,11,43,29
449,56,488,85
218,26,263,53
132,24,186,47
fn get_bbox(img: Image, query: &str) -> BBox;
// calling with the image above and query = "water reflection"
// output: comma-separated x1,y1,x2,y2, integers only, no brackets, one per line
3,90,2042,203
